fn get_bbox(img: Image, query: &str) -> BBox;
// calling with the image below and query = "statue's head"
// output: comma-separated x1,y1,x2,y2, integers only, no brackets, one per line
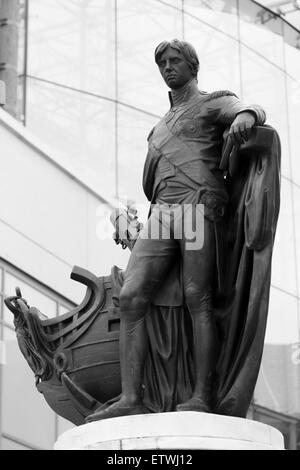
154,39,199,90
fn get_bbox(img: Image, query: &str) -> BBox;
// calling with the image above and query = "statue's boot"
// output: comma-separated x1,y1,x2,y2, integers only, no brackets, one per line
176,293,217,413
87,394,121,416
86,315,149,422
85,400,149,422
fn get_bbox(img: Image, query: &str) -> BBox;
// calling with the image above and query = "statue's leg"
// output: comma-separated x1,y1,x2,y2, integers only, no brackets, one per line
86,229,178,422
176,215,217,412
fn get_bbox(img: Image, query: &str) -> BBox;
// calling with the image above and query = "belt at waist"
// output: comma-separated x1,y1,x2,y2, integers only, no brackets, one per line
153,160,228,202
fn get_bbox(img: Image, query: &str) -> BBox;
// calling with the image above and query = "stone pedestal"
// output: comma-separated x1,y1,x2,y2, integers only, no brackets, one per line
54,412,284,450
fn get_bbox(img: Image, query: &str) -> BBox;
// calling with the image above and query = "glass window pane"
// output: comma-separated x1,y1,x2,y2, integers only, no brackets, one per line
118,104,158,205
265,289,299,345
240,45,290,179
271,179,297,296
238,0,285,68
184,0,238,37
0,322,5,365
283,21,300,81
286,77,300,186
27,0,116,99
117,0,183,116
17,0,27,122
1,438,32,450
254,291,300,416
163,0,182,7
293,185,300,296
184,9,241,94
3,273,57,326
26,77,117,199
2,327,56,449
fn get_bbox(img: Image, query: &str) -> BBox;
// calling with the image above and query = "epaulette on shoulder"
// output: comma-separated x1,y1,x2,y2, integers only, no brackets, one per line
207,90,238,101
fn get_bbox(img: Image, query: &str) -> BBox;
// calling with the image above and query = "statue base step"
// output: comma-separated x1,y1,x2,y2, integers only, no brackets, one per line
54,411,284,450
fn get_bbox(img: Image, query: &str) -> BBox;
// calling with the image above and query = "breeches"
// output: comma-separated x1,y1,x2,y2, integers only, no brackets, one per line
119,201,216,319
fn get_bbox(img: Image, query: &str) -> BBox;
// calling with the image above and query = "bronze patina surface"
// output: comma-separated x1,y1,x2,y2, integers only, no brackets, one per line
5,40,280,425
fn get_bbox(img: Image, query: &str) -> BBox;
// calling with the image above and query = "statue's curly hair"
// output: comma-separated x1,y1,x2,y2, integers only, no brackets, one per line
154,39,200,77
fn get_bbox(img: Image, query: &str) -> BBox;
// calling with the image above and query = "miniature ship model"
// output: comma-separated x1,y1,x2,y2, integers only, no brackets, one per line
5,267,124,425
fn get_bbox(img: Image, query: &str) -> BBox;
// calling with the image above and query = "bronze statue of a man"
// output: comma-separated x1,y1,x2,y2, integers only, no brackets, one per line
86,39,266,422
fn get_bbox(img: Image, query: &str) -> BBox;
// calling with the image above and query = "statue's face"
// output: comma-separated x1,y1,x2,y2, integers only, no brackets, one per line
157,46,194,90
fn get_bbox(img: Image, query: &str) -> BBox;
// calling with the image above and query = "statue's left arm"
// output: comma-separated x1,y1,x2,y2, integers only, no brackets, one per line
207,92,266,169
208,92,266,128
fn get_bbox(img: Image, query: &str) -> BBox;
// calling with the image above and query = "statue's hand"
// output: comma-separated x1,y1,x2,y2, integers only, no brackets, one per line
228,111,256,144
111,208,143,252
220,111,256,172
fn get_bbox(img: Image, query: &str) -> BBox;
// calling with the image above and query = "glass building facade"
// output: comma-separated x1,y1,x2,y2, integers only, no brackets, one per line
0,0,300,449
0,259,76,449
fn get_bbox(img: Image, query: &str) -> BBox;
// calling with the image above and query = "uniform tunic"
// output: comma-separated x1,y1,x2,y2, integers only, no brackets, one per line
143,79,266,219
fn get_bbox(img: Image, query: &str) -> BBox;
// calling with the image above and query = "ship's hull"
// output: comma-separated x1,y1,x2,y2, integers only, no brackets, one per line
5,266,122,425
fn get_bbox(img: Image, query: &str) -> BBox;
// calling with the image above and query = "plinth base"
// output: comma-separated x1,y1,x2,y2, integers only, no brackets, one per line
54,412,284,450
